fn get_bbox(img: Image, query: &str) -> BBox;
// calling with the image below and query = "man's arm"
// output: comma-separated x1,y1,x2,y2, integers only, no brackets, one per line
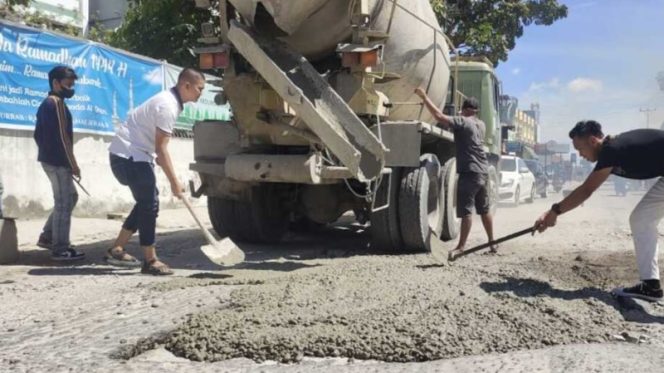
155,128,184,199
414,88,453,129
50,97,80,179
535,167,612,232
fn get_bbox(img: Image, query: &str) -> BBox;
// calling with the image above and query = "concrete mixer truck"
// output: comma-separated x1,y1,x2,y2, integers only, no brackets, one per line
189,0,502,253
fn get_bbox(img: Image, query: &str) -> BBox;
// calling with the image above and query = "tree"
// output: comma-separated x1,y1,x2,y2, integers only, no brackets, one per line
107,0,215,68
431,0,568,65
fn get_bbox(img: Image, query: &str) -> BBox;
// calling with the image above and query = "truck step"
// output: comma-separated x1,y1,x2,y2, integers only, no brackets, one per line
227,21,386,181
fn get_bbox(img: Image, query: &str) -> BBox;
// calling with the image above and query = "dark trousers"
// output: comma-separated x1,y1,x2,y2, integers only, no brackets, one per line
109,153,159,246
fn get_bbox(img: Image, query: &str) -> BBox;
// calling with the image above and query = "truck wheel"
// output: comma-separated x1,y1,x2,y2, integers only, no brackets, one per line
370,167,403,251
207,196,229,239
207,185,288,243
398,154,441,252
440,158,459,241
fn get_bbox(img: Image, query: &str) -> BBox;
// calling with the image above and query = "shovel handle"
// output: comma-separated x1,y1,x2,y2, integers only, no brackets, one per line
450,226,536,261
181,197,217,245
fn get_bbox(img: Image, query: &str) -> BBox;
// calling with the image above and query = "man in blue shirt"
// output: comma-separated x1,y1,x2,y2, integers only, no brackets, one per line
33,66,84,261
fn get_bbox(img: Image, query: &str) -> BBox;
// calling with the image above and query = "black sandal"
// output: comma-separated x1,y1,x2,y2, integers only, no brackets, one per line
141,258,174,276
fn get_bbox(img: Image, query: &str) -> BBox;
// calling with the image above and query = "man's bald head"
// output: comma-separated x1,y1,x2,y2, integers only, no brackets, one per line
177,68,205,85
176,68,205,103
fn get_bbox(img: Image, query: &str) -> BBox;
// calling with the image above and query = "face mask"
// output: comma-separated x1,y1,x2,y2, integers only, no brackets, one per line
60,87,75,99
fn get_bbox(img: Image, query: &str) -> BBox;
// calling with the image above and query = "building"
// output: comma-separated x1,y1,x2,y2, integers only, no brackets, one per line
1,0,130,35
513,109,537,147
88,0,128,30
522,103,540,143
1,0,90,34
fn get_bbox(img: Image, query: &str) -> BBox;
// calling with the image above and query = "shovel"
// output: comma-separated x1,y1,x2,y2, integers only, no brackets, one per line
448,226,536,262
181,197,245,266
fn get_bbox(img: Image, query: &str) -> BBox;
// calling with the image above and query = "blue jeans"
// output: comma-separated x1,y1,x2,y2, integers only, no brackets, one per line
41,163,78,253
109,154,159,246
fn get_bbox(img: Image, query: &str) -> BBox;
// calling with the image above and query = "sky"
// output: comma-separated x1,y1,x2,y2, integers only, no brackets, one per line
495,0,664,143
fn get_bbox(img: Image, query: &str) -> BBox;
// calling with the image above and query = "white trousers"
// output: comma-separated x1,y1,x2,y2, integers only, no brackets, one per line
629,178,664,280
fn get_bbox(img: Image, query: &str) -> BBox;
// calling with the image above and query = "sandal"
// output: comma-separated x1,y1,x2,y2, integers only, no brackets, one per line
141,258,174,276
104,248,141,268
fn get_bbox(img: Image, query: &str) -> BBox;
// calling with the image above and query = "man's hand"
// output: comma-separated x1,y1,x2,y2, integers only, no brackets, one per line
414,87,426,99
534,210,558,233
72,165,81,181
170,180,185,199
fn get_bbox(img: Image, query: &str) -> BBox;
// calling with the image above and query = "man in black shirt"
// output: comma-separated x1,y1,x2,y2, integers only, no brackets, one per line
535,120,664,302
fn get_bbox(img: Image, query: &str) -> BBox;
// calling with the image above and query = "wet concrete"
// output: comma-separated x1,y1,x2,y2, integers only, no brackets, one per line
124,249,661,363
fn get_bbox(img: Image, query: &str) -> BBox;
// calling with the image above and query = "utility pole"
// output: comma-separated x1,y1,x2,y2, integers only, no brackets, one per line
640,107,656,128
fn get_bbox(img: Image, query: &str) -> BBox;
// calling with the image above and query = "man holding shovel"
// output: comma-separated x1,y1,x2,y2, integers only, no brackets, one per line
535,120,663,302
34,66,85,261
107,68,205,275
414,88,498,259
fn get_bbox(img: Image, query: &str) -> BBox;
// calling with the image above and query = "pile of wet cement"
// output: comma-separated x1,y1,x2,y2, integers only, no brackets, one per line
122,254,650,363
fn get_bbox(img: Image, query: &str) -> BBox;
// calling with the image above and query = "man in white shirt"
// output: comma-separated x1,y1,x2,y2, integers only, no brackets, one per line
106,68,205,275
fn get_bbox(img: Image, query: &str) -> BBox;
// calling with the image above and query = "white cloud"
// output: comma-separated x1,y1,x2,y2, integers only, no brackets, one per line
518,78,658,143
528,77,560,92
567,78,603,93
511,68,521,75
142,67,163,85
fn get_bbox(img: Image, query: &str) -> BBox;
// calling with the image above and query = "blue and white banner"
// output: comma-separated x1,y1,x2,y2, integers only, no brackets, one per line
0,21,163,134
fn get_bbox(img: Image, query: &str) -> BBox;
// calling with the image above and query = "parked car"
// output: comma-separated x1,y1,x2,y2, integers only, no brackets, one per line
524,159,549,198
499,155,536,205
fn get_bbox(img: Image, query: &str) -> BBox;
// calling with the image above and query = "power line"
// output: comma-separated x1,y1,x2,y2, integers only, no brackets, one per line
640,107,656,129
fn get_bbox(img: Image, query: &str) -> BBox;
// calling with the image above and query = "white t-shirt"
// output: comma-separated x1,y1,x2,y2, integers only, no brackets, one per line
109,88,183,163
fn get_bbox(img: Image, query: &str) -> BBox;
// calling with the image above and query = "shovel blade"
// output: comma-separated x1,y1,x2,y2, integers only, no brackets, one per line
200,237,245,266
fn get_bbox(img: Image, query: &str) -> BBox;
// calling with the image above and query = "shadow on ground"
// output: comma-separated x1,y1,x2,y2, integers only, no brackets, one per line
15,219,411,276
481,277,664,324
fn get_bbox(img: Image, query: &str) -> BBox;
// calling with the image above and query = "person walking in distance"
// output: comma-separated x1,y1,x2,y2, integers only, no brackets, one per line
414,88,497,259
535,120,664,302
34,66,84,261
106,68,205,275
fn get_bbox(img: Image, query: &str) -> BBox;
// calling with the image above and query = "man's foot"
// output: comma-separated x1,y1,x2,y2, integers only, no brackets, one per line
489,244,500,254
448,247,465,261
52,248,85,262
104,248,141,268
37,233,52,249
141,258,174,276
612,282,663,302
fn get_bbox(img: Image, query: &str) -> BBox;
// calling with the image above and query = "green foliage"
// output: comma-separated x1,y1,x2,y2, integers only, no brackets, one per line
107,0,215,67
432,0,568,65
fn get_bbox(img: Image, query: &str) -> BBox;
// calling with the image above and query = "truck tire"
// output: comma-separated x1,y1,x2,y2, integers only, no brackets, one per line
207,185,289,243
207,196,230,239
440,157,459,241
398,154,441,252
370,167,403,251
487,165,499,216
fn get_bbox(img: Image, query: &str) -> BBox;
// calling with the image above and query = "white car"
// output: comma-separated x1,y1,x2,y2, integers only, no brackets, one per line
499,155,536,205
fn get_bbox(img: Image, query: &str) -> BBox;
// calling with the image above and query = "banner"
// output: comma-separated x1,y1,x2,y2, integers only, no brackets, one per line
164,64,232,130
0,21,163,134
